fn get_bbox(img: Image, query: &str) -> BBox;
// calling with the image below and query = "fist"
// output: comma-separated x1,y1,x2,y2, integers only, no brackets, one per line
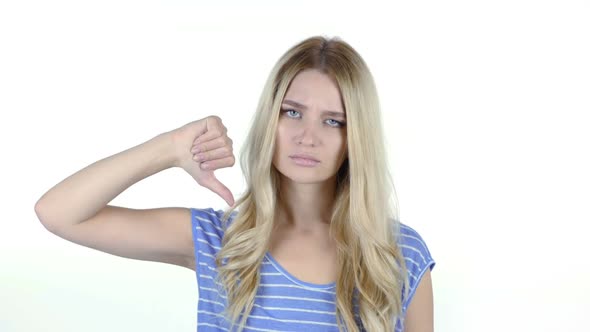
171,116,235,207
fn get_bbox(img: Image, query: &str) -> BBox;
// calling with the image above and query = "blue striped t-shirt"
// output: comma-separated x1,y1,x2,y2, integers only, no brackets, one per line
190,207,435,332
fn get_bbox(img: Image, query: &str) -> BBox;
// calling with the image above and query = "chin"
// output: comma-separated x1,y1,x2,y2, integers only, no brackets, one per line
284,175,326,185
279,167,335,185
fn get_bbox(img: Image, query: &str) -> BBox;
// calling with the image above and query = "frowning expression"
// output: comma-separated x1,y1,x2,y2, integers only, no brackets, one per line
272,69,348,184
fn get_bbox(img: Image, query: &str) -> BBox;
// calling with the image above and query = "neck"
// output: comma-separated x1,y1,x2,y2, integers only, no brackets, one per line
275,175,338,231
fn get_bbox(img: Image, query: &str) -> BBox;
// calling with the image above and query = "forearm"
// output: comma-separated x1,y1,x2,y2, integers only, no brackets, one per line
35,132,178,228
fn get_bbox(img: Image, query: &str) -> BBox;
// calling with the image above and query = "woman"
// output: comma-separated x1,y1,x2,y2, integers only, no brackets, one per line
35,36,435,332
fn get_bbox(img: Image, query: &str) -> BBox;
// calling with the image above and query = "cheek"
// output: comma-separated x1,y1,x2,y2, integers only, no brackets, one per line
275,120,287,138
275,127,285,143
328,136,347,158
276,123,296,146
337,132,347,149
274,128,288,155
339,137,348,159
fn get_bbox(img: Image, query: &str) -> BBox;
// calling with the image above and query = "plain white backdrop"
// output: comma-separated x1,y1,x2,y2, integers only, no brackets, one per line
1,0,589,331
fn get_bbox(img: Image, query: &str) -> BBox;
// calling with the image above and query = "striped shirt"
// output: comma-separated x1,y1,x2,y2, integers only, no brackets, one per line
190,207,435,332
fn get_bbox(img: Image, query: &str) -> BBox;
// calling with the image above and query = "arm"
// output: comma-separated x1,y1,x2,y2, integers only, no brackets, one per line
34,132,177,229
33,132,197,268
33,117,235,269
404,269,434,332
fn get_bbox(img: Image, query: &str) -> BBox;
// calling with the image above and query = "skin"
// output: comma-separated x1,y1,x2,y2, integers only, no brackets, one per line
405,269,434,332
272,68,348,233
268,68,347,284
270,68,433,331
33,54,432,330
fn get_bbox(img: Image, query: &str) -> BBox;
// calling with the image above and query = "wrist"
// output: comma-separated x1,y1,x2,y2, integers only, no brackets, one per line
152,131,180,169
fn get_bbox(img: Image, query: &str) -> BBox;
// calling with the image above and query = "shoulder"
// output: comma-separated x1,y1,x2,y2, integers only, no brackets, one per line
189,207,238,247
397,222,436,312
398,223,434,262
190,208,228,232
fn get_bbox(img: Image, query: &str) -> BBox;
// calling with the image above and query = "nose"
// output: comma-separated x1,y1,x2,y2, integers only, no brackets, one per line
295,121,320,147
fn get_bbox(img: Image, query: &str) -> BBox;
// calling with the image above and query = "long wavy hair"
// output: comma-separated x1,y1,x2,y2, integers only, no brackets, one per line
216,35,409,332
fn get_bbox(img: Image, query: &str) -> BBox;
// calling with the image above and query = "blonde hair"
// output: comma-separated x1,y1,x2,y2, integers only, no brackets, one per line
216,35,409,331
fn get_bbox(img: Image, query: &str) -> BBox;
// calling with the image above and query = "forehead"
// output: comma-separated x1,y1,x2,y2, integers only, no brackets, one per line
283,69,343,111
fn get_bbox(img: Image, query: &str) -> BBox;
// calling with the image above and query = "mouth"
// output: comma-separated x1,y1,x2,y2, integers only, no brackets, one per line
289,154,320,162
289,156,320,167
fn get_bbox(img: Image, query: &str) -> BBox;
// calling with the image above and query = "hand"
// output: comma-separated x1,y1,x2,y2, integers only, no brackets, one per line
171,116,236,207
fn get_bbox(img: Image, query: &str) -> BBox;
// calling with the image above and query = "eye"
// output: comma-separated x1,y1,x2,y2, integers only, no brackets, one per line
282,108,300,118
281,108,346,128
326,119,346,128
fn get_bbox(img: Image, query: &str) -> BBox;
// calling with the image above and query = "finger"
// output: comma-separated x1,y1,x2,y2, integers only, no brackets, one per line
193,127,225,145
192,136,231,154
199,156,235,170
201,175,235,207
193,145,232,162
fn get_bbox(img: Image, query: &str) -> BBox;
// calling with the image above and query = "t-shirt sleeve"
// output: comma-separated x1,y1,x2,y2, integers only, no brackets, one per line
398,223,436,313
190,208,235,286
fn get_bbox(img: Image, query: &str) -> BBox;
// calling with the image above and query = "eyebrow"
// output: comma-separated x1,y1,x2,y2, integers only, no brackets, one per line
282,99,346,119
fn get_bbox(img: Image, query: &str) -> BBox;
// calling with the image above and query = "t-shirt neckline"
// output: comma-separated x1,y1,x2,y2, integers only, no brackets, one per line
264,251,337,289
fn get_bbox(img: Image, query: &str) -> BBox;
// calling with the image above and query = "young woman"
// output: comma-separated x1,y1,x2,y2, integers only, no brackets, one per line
35,36,435,332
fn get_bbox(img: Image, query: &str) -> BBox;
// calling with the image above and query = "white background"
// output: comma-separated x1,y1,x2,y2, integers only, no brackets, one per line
1,1,589,331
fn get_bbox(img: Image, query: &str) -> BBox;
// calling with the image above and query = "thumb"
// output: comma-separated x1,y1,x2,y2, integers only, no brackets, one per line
200,174,235,207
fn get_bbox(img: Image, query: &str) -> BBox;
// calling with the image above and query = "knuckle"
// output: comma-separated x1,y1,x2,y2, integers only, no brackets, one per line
206,160,216,169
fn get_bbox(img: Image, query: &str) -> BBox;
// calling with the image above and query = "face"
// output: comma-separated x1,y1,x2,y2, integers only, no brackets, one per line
272,68,348,184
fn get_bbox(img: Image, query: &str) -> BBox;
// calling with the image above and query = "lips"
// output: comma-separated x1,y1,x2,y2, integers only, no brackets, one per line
289,154,320,162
